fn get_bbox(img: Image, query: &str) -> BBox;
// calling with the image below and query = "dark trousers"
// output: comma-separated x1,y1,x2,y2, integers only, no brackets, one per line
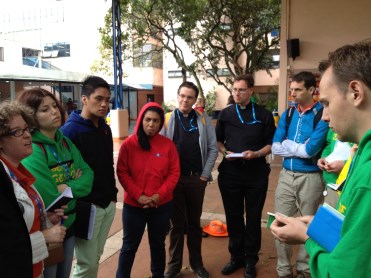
167,175,207,271
218,165,269,265
116,202,172,278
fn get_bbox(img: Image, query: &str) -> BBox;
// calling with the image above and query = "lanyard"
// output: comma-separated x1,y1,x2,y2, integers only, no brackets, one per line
28,192,46,229
47,145,70,181
176,109,198,132
235,103,262,125
9,170,45,229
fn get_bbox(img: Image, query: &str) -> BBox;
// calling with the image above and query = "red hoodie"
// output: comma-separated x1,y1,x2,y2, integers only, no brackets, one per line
117,102,180,207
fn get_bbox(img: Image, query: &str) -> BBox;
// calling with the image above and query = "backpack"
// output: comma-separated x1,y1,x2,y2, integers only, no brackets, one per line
285,106,323,133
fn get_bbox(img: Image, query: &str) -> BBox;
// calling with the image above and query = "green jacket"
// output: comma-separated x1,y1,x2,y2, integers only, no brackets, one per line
305,129,371,277
22,130,93,229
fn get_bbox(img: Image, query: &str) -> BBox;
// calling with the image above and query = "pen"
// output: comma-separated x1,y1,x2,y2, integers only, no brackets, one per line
61,218,64,225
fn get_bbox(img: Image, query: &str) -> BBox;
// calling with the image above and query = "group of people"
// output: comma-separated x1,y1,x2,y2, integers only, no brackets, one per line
116,73,276,278
119,41,371,278
1,76,117,278
1,41,371,278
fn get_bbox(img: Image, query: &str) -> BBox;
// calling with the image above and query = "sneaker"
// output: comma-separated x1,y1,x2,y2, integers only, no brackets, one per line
191,266,210,278
296,271,311,278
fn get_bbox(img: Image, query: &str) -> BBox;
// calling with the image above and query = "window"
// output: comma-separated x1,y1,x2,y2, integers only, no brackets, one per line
43,42,71,58
0,47,4,61
167,70,190,78
133,44,163,68
206,68,231,77
268,49,280,69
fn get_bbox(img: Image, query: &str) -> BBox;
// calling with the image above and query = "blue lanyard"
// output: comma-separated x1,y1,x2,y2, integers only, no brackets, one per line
9,170,45,229
47,145,71,181
176,109,198,132
235,103,262,125
28,192,46,229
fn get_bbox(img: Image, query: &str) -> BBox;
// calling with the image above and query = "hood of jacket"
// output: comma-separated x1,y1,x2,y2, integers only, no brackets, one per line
32,129,65,146
134,102,164,135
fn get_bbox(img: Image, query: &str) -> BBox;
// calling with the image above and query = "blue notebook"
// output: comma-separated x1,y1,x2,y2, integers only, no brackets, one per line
307,203,344,252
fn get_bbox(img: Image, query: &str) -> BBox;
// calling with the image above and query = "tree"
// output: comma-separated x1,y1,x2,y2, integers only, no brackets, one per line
97,0,208,97
96,0,280,96
187,0,281,92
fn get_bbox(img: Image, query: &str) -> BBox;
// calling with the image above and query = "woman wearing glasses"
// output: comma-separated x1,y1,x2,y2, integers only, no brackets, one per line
0,101,67,278
17,88,94,278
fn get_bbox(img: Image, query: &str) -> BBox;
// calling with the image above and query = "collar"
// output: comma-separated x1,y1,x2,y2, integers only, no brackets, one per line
0,156,35,187
298,102,316,113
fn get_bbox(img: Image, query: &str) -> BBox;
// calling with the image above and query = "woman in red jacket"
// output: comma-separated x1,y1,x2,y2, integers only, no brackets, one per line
116,102,180,278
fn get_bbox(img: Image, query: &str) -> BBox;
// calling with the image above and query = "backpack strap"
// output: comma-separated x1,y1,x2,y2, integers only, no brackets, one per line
285,106,295,134
313,107,323,129
35,142,46,156
165,112,172,129
194,110,206,126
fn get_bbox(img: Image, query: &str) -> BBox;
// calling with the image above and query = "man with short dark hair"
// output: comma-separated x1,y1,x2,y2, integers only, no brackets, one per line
272,71,329,278
216,74,276,278
161,81,218,278
271,41,371,278
61,76,118,278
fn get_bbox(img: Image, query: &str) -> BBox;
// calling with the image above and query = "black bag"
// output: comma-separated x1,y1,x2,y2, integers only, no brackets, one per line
74,201,95,240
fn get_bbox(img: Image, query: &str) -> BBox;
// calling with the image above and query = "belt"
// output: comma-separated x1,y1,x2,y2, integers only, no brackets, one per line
181,170,201,177
283,168,321,174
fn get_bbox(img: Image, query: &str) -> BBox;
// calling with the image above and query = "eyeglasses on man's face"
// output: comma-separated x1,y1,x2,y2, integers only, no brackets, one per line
232,88,248,94
7,126,33,137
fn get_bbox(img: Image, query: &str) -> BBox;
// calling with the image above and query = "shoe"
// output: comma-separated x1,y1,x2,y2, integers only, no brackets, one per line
296,271,311,278
244,264,256,278
191,266,210,278
221,260,244,275
278,274,294,278
164,269,180,278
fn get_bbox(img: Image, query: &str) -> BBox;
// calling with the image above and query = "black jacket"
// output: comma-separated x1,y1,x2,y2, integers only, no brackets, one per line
61,111,117,208
0,162,33,277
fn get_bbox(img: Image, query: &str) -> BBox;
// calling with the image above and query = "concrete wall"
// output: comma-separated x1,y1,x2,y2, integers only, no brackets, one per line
278,0,371,114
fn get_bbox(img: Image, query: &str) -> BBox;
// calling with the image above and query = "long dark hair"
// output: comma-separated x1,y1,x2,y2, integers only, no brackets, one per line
137,106,164,151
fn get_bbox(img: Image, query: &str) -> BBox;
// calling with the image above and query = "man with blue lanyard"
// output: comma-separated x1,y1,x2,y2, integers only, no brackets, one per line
216,74,276,278
161,81,218,278
272,71,329,278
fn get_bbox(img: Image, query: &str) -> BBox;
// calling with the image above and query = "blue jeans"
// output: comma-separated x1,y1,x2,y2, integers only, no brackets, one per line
116,202,172,278
44,235,75,278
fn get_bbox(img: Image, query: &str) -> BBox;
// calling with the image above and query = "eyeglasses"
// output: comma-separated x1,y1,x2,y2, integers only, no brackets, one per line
7,127,33,137
232,88,248,94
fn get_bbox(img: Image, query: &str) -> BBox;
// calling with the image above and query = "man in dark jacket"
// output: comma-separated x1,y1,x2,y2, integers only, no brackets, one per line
61,76,118,278
0,162,33,277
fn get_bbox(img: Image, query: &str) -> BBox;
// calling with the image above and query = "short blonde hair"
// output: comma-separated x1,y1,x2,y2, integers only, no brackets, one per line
0,101,36,137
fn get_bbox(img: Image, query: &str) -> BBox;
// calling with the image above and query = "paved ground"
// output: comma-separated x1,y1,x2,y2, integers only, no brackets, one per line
73,121,295,278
